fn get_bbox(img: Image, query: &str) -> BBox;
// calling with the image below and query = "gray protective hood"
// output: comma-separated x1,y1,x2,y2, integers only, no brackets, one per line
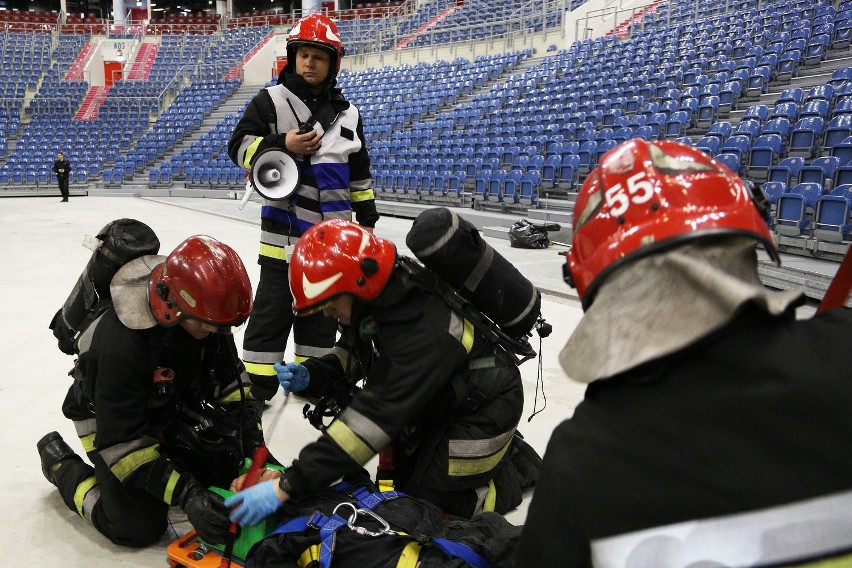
559,238,805,384
110,255,167,330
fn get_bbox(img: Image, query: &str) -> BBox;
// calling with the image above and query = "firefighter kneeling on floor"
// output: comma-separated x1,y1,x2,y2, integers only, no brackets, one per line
38,235,264,548
226,219,541,527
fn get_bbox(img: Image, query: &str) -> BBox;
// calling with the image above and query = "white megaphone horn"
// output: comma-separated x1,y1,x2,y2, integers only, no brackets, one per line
239,148,300,209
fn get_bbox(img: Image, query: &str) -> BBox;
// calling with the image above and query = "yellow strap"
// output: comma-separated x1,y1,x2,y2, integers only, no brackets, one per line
483,479,497,513
350,187,376,202
297,544,321,568
163,469,181,505
796,553,852,567
259,242,289,261
244,361,278,376
79,433,96,453
73,476,98,518
396,542,422,568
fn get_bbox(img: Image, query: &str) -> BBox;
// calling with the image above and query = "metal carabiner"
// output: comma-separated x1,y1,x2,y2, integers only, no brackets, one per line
331,502,396,537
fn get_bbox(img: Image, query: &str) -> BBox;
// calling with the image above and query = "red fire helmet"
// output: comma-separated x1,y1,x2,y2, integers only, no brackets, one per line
565,138,779,308
289,220,396,315
287,13,345,74
148,235,253,331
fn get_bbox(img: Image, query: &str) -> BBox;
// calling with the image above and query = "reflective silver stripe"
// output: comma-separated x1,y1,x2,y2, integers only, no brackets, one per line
267,85,307,134
99,436,157,468
502,287,539,329
350,178,372,190
338,407,392,451
242,350,284,364
321,188,350,201
260,230,298,248
410,208,460,258
294,205,323,225
77,312,107,355
293,343,336,358
73,418,97,437
323,210,353,220
592,489,852,568
448,311,465,344
473,485,489,516
449,429,515,459
461,244,492,294
81,486,101,523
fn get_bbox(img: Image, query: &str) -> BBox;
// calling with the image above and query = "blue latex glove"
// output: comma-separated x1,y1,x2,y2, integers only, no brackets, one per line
274,362,310,395
224,479,283,527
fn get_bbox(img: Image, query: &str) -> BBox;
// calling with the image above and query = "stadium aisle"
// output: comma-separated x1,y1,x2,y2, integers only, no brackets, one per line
0,196,586,566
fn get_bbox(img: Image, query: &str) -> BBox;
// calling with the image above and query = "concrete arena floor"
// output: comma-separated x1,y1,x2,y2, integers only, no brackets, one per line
1,196,588,566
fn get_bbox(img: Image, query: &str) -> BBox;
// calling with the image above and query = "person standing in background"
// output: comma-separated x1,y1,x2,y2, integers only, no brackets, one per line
53,152,71,202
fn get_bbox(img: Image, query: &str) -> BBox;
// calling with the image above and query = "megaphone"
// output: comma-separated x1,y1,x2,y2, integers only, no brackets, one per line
249,148,300,201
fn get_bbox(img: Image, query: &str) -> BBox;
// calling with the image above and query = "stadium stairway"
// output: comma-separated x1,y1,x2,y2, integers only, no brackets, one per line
110,82,260,192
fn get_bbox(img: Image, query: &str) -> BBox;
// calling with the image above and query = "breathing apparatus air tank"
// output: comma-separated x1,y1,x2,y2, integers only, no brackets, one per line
405,207,541,341
49,219,160,355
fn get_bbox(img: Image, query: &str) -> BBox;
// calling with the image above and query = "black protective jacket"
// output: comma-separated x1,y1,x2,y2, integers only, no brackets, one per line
61,309,263,502
516,308,852,566
53,158,71,179
280,267,524,505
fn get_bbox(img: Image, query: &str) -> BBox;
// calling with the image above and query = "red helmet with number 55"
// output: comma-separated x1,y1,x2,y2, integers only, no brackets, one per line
289,220,396,315
565,138,779,308
287,13,345,74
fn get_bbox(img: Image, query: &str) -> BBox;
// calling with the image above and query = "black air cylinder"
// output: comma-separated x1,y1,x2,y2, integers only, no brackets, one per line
406,207,541,340
50,218,160,354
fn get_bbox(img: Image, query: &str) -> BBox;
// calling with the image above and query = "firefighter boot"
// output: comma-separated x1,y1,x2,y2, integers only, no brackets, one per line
507,432,542,489
37,431,82,486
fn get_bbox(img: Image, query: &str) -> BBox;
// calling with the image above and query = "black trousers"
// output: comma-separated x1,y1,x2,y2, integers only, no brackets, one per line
390,363,526,518
58,176,69,200
242,263,338,400
53,453,168,548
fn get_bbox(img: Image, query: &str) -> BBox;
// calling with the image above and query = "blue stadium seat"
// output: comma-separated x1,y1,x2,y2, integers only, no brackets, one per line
761,181,788,222
831,136,852,165
696,95,719,129
541,155,560,188
768,157,806,186
823,115,852,151
558,154,580,190
799,100,830,120
813,184,852,242
577,140,597,174
788,117,826,158
799,157,841,190
834,164,852,189
775,182,826,236
473,170,490,202
747,134,784,181
706,121,732,144
518,170,541,206
664,111,689,138
503,169,523,204
734,119,762,141
695,136,722,156
715,152,742,175
720,135,752,162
